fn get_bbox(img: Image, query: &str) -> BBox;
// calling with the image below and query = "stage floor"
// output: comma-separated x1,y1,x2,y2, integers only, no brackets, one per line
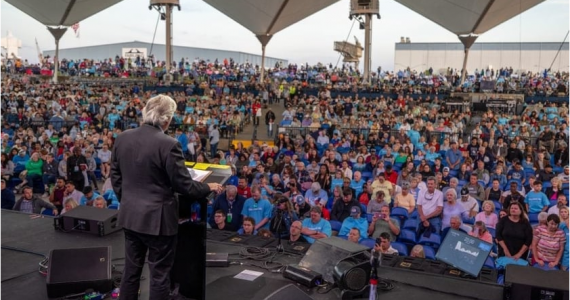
2,210,480,300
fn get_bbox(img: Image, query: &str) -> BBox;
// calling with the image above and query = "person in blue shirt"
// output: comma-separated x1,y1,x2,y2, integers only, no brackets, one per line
175,128,189,159
507,161,526,186
445,141,463,170
559,206,569,271
241,186,272,230
338,205,369,240
304,182,329,207
524,181,550,213
301,206,332,244
79,186,100,206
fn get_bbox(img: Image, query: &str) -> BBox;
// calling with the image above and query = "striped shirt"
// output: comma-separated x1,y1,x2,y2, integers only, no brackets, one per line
534,226,566,263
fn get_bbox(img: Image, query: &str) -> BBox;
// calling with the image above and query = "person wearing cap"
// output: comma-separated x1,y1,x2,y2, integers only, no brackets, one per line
331,188,361,222
524,181,550,214
241,186,273,230
394,182,416,214
1,179,15,210
459,186,479,219
371,173,393,205
338,205,369,240
304,182,328,207
270,195,299,236
293,193,311,217
301,206,332,244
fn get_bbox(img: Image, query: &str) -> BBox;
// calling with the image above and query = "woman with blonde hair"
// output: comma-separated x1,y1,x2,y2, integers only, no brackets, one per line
475,200,499,229
410,245,425,258
62,197,79,214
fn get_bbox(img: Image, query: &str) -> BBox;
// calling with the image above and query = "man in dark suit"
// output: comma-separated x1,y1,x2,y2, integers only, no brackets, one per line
111,95,223,300
67,147,87,191
208,185,245,231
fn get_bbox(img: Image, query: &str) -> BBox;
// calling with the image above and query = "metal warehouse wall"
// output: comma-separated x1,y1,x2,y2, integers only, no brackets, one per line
394,42,569,73
43,41,287,67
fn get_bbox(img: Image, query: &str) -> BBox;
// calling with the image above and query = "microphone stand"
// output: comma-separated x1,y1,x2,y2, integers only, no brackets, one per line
369,249,380,300
275,210,284,253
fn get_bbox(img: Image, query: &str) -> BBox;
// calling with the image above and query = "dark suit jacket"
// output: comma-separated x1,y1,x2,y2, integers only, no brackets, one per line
111,124,211,236
208,193,245,230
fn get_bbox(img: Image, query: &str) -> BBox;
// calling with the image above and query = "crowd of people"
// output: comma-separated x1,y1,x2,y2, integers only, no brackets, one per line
1,55,569,279
2,55,568,98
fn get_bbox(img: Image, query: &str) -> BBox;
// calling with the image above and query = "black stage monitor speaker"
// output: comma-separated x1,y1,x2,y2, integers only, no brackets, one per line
263,284,314,300
282,264,323,287
54,206,121,236
298,237,369,283
46,246,113,298
504,264,569,300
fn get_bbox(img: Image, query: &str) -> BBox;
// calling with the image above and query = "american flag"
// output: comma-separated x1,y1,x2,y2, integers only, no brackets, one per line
71,23,80,38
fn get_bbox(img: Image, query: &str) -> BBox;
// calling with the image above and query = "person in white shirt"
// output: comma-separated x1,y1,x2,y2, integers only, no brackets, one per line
548,194,568,216
97,144,112,180
417,176,444,234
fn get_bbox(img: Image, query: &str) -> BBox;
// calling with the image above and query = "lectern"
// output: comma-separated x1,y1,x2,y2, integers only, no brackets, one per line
170,163,231,300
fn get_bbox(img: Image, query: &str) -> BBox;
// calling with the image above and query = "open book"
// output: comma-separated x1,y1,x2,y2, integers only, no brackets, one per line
187,168,212,183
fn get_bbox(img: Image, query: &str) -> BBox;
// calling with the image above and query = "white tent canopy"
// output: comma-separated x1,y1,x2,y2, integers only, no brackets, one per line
395,0,545,82
5,0,123,82
5,0,123,26
204,0,339,81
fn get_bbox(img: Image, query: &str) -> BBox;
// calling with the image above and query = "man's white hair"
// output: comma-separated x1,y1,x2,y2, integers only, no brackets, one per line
142,95,177,127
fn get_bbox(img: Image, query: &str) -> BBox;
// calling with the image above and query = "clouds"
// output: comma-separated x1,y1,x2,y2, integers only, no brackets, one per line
1,0,567,70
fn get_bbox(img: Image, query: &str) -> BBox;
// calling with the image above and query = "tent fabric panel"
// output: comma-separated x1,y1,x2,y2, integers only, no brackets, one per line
5,0,123,26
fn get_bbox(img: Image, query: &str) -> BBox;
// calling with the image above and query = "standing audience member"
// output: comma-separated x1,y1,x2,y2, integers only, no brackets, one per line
496,202,533,261
532,214,566,269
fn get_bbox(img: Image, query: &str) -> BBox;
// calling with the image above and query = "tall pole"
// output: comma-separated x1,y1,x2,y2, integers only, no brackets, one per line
363,14,372,84
260,44,266,82
458,35,478,85
47,27,67,84
165,4,173,72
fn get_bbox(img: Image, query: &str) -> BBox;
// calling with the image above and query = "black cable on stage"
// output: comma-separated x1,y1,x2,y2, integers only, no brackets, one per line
1,245,48,258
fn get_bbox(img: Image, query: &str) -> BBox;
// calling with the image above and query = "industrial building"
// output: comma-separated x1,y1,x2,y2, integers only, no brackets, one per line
43,41,287,67
394,42,569,74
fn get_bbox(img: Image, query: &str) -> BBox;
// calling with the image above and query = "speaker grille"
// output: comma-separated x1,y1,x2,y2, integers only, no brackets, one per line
345,267,367,291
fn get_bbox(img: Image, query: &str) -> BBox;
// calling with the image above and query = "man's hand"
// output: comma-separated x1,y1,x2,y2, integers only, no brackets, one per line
53,209,59,216
208,183,223,194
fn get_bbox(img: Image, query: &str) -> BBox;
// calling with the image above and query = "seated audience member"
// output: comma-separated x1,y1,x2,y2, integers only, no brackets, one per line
394,182,415,214
417,177,444,235
442,189,469,229
410,244,426,258
367,190,388,214
301,206,332,243
212,210,235,231
371,173,393,204
270,195,299,236
476,200,499,229
465,174,486,202
305,182,328,207
93,196,107,208
49,177,66,211
442,215,468,240
209,185,245,231
545,177,563,201
358,181,373,206
525,181,550,214
374,232,399,255
548,195,568,216
257,229,273,238
61,198,79,214
496,202,533,260
13,186,58,215
458,186,479,220
241,186,272,230
294,194,311,218
331,188,361,222
63,181,84,206
339,206,369,239
287,220,307,243
368,205,401,241
80,186,100,206
238,217,257,235
347,228,361,243
469,221,493,243
558,206,569,271
532,214,566,269
1,179,15,210
485,179,503,202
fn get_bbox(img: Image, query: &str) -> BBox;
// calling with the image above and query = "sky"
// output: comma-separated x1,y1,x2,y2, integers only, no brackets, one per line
1,0,569,70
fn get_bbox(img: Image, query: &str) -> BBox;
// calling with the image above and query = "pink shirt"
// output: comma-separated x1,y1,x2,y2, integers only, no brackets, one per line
475,211,499,229
469,230,493,243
